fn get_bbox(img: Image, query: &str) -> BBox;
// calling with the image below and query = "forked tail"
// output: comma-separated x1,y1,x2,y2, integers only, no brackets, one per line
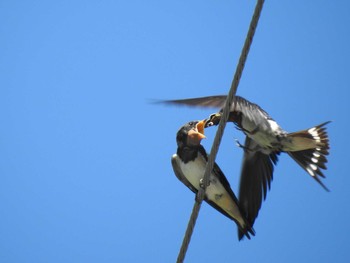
286,121,330,191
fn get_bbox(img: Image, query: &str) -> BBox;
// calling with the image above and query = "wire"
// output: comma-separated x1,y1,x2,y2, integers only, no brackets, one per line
176,1,265,262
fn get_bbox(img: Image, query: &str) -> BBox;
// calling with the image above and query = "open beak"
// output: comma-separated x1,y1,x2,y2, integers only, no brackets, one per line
195,120,206,140
187,120,207,145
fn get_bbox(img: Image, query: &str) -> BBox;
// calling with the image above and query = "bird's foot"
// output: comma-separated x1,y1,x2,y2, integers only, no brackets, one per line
235,139,252,152
199,178,210,189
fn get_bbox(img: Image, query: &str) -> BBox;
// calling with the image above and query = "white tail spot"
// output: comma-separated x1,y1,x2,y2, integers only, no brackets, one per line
310,164,318,171
308,127,316,133
306,167,315,177
308,127,321,142
311,157,319,163
313,152,321,158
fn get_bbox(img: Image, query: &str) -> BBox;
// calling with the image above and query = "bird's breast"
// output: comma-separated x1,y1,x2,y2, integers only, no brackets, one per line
179,155,206,190
177,154,244,225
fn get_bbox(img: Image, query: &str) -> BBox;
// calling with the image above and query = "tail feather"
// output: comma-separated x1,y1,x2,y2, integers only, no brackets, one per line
285,121,330,151
286,121,331,191
238,224,255,241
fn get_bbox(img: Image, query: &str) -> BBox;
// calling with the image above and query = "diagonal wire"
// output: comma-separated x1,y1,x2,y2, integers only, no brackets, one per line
176,1,265,262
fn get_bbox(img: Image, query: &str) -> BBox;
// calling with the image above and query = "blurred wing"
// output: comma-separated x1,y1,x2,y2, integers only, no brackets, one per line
159,95,227,109
157,95,275,127
238,136,279,227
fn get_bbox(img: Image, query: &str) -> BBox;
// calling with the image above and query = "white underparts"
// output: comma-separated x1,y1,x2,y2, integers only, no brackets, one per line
177,155,245,226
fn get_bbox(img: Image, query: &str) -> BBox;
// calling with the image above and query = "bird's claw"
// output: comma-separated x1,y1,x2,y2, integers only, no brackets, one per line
199,178,210,189
235,139,252,152
235,139,245,148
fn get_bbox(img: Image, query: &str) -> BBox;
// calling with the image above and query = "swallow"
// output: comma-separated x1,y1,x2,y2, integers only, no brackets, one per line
165,95,330,231
171,120,255,240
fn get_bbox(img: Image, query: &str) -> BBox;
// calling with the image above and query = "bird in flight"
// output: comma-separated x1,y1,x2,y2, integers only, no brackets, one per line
165,95,330,229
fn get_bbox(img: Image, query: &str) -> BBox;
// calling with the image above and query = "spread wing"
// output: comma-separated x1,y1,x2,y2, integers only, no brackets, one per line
160,95,227,108
159,95,275,128
238,136,279,227
232,96,275,124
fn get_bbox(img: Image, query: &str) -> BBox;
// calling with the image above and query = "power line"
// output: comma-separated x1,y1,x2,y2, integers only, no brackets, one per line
176,1,265,262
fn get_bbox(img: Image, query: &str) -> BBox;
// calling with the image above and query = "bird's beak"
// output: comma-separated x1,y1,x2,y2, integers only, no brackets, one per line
195,120,206,139
187,120,206,145
205,113,221,127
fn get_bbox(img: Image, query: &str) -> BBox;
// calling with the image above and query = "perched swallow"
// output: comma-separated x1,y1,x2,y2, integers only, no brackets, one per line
172,120,255,240
165,95,330,232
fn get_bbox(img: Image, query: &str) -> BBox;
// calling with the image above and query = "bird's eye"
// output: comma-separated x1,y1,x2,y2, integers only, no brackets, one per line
188,121,194,126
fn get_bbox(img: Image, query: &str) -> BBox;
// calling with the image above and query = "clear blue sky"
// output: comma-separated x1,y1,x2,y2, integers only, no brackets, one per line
1,1,349,262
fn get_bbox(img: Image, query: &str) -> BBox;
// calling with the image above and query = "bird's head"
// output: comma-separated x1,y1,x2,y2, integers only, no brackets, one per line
205,112,222,127
176,120,206,148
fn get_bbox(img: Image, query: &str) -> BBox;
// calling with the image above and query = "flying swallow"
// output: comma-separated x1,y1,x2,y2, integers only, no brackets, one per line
172,120,255,240
165,95,330,231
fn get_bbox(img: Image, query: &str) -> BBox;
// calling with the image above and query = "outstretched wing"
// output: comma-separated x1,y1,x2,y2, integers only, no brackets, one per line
238,136,279,227
160,95,275,129
160,95,227,109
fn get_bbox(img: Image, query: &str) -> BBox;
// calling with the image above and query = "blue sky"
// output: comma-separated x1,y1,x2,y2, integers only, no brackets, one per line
1,1,349,262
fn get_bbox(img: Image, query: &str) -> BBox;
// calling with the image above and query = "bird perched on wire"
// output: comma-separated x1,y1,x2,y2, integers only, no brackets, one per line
165,95,330,231
171,119,255,240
